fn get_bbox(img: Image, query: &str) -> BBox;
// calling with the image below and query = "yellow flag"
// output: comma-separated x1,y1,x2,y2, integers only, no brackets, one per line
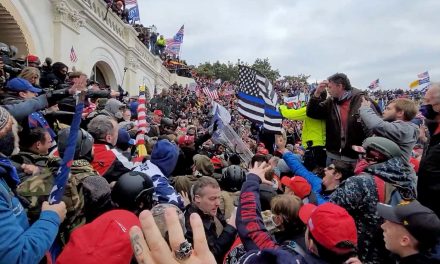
409,80,419,89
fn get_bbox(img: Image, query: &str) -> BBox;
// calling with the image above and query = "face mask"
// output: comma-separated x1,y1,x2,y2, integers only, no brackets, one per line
354,159,370,175
420,104,438,120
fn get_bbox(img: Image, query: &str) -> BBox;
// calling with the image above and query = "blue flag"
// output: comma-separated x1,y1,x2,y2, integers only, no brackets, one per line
128,5,140,23
48,92,85,204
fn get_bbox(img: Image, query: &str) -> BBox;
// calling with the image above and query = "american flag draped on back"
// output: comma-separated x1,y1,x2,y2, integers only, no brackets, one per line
237,65,283,133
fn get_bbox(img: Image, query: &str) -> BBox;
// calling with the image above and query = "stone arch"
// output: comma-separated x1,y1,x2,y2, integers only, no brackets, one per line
91,61,117,89
86,46,122,89
0,1,37,57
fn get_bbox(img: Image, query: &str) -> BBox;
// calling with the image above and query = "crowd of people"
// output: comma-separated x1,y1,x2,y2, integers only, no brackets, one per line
1,40,440,264
105,0,190,73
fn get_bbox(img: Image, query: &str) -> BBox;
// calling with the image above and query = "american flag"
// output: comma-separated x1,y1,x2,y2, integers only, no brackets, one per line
238,65,283,133
165,40,181,55
203,85,219,100
70,46,77,63
417,71,429,79
174,25,184,44
368,79,380,89
165,25,184,55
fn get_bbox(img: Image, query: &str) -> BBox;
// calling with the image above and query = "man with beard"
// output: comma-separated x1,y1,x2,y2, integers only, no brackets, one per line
359,97,419,165
418,82,440,217
0,106,66,263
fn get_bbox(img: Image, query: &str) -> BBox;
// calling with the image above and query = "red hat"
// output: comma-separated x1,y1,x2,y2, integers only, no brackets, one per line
257,148,269,155
281,176,311,199
299,203,357,254
177,135,194,146
56,210,140,264
153,109,163,116
258,142,265,148
26,54,40,64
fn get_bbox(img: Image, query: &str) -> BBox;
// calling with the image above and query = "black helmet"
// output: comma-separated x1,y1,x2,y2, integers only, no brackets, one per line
111,171,155,212
57,128,94,161
221,165,246,192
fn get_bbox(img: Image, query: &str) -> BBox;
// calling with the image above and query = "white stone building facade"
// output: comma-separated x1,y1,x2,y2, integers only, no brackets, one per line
0,0,174,96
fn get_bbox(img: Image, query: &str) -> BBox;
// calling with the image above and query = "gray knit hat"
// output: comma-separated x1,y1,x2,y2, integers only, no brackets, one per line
0,106,12,137
362,137,401,159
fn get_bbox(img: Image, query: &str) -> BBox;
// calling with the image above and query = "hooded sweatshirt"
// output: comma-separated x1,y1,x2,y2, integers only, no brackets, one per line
134,140,183,209
330,157,416,264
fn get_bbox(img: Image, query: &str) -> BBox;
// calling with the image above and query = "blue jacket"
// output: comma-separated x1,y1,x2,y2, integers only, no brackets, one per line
282,152,328,205
0,160,60,264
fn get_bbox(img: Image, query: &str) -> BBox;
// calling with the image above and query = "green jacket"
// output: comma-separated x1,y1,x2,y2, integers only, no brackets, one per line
156,38,166,47
279,105,326,148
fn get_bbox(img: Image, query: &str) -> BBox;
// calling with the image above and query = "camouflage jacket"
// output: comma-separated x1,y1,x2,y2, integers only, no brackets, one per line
330,157,416,264
16,157,99,242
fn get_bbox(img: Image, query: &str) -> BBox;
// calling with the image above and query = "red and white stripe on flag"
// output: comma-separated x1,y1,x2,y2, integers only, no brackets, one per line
202,86,219,100
70,46,78,63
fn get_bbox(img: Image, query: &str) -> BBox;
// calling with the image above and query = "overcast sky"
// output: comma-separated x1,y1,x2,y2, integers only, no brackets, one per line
139,0,439,90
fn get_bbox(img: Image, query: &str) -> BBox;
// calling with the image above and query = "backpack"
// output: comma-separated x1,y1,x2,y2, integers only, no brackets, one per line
16,159,94,243
373,176,403,206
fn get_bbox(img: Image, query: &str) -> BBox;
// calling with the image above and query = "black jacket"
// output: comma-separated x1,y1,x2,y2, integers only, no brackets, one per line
184,205,237,263
172,133,211,176
417,122,440,217
307,88,379,160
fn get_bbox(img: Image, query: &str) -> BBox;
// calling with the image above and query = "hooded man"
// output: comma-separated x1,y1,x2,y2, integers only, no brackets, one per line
39,61,69,90
133,139,184,209
330,137,417,264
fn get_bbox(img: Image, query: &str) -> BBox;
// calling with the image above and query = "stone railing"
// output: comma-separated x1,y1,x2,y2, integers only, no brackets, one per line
70,0,172,84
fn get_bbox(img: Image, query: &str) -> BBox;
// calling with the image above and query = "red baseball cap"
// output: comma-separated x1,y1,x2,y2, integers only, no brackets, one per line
56,210,140,264
177,135,195,146
257,148,269,155
26,54,40,64
281,176,311,199
153,109,163,116
299,203,357,254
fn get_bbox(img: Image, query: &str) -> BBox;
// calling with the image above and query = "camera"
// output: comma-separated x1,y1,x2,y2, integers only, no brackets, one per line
0,42,23,76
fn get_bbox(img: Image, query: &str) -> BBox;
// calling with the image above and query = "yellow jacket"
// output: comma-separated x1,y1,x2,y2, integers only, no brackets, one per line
156,38,166,47
279,105,326,148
